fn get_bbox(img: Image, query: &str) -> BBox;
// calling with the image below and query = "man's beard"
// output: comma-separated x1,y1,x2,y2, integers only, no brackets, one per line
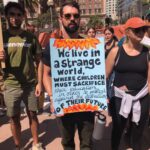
63,22,79,34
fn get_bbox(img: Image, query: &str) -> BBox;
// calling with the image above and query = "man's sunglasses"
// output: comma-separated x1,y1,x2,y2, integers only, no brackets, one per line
63,13,80,20
131,27,146,34
8,12,22,17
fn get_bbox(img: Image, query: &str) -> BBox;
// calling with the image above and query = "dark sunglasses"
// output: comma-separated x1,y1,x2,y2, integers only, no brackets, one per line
63,13,80,19
131,27,146,34
8,12,22,17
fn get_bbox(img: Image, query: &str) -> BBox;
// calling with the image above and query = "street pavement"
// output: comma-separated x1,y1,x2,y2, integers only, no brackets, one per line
0,112,150,150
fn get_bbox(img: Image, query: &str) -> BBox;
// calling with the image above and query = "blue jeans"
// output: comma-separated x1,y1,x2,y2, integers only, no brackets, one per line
107,72,115,99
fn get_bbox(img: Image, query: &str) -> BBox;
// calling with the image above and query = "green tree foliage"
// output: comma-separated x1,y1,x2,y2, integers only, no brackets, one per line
39,0,49,13
21,0,39,13
0,0,4,14
1,0,39,14
105,17,112,26
142,0,150,5
87,15,103,28
112,20,118,26
18,0,39,25
37,13,51,27
0,0,6,30
37,12,59,28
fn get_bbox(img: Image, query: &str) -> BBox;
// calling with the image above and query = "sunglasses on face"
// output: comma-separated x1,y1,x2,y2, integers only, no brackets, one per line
130,27,146,34
63,13,80,20
8,12,22,17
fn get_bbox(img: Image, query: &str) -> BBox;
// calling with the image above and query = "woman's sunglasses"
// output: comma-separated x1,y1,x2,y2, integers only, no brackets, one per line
131,27,146,34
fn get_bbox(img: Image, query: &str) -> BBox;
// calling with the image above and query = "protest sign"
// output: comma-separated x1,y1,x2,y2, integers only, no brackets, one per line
50,38,107,115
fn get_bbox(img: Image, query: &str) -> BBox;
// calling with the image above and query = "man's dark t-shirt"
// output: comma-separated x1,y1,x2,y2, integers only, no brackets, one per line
42,35,83,67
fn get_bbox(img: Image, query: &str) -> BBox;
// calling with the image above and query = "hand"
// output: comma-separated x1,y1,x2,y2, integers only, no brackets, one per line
35,83,43,97
49,100,55,114
49,99,65,117
0,50,6,60
107,98,110,104
55,113,65,117
100,110,112,127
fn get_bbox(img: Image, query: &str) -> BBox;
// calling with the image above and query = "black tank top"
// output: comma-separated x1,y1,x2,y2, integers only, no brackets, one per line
105,39,116,58
114,46,148,95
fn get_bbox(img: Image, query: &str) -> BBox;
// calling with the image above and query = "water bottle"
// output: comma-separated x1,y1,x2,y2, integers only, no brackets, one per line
92,112,106,141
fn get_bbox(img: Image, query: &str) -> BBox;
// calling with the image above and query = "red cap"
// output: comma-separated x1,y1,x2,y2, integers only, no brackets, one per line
124,17,146,30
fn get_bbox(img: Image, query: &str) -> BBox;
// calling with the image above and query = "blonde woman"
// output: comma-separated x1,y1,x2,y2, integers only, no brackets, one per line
106,17,150,150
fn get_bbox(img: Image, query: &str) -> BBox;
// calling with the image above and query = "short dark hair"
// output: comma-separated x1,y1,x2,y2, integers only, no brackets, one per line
104,27,114,34
4,2,25,16
60,1,80,17
104,27,118,41
86,27,96,34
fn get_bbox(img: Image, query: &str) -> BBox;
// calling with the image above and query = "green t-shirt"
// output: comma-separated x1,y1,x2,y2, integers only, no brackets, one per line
3,30,41,87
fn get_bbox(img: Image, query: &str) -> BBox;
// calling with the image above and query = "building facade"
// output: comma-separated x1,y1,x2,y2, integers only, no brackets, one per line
118,0,146,23
118,0,132,23
76,0,106,24
106,0,118,20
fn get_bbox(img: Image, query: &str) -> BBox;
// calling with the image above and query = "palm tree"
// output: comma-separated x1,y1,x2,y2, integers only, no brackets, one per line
87,15,103,28
0,0,4,14
20,0,39,14
19,0,39,25
141,0,150,5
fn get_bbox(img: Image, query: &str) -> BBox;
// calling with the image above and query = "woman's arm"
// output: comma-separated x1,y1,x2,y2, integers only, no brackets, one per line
147,61,150,94
106,46,119,79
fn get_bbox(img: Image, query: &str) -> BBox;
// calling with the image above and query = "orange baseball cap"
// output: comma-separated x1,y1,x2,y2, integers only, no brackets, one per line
124,17,147,30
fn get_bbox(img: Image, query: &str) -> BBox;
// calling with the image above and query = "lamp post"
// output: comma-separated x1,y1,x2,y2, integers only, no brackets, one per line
47,0,54,30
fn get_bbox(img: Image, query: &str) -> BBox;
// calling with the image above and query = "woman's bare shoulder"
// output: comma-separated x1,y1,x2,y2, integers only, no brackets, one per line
109,46,119,58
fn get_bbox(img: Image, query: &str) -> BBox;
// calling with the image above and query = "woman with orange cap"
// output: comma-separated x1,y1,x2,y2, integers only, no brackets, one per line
106,17,150,150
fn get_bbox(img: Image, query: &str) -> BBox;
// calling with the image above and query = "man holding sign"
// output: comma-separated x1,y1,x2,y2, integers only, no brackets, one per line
43,1,107,150
0,2,43,150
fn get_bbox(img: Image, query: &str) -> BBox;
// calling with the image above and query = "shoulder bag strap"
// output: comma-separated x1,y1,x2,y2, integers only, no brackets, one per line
114,46,122,66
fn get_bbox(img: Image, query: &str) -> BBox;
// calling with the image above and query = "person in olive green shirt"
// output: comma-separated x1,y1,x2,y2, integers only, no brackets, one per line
0,2,43,150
